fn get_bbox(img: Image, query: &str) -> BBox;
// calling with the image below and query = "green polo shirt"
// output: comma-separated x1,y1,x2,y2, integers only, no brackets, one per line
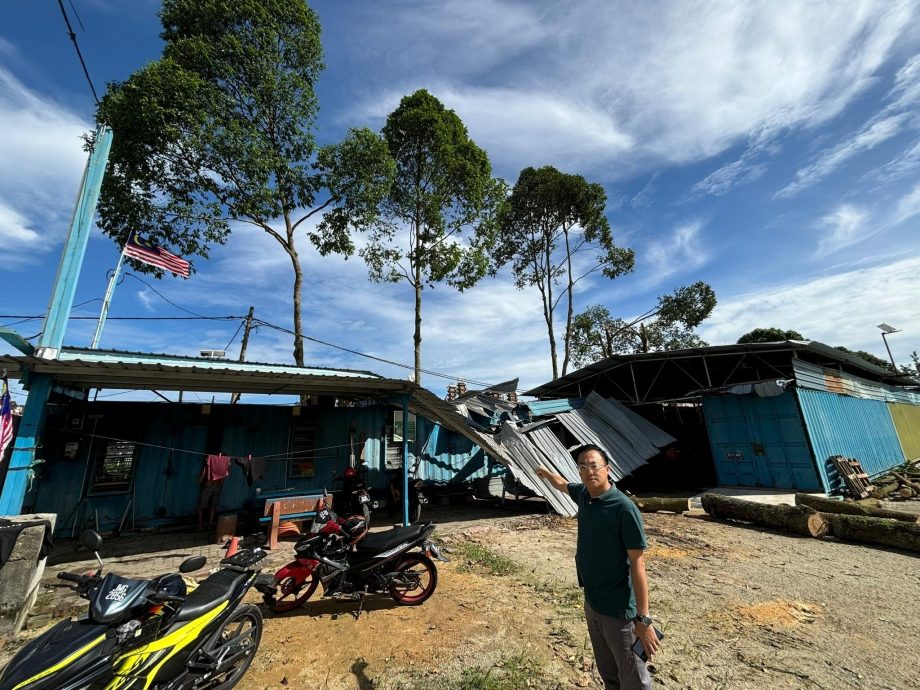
567,482,647,619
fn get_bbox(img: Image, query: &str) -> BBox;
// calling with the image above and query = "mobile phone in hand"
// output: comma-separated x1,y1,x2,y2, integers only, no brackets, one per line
631,626,664,662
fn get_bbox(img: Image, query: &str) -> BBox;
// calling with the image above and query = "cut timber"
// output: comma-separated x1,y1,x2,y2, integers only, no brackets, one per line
892,472,920,496
869,480,900,499
629,496,691,513
700,493,828,538
821,513,920,554
795,493,920,524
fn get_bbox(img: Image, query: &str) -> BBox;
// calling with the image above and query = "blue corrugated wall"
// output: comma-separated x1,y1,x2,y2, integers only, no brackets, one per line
795,388,906,494
25,401,496,535
702,392,822,491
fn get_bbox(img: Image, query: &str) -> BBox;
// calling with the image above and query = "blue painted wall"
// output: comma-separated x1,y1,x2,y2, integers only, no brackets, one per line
25,401,497,535
795,388,906,494
702,392,822,491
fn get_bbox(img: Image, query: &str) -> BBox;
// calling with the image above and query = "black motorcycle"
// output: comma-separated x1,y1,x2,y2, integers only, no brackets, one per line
0,529,267,690
388,455,428,524
332,465,375,525
256,495,447,615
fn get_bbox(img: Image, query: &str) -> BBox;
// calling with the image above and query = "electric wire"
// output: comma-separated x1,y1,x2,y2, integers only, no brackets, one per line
223,320,246,352
56,0,99,105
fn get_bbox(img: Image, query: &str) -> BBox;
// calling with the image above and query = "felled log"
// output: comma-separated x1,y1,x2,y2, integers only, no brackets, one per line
700,493,828,538
821,513,920,554
892,472,920,497
629,496,691,513
869,479,901,499
795,493,920,524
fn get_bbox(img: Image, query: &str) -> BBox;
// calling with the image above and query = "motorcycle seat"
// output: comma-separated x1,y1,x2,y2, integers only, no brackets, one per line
354,524,427,555
174,569,250,623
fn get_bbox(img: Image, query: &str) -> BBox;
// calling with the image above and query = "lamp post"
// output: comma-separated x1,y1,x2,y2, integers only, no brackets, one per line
877,323,900,371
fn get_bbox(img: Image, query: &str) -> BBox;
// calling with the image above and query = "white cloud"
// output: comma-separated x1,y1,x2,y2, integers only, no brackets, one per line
698,255,920,363
0,67,90,261
815,204,872,256
691,156,768,198
892,181,920,225
776,114,908,198
639,221,709,287
343,1,916,176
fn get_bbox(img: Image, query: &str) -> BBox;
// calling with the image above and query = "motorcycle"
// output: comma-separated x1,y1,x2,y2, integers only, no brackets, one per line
388,454,428,525
256,494,446,615
332,465,375,525
0,529,267,690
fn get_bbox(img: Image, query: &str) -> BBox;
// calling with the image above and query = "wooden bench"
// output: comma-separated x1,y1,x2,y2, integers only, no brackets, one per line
259,493,331,549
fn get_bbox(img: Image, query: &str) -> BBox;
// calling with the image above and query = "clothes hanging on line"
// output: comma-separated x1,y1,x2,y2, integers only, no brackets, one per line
233,455,266,486
205,454,231,481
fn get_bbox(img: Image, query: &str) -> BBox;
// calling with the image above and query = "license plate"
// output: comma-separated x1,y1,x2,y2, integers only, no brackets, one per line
358,494,370,504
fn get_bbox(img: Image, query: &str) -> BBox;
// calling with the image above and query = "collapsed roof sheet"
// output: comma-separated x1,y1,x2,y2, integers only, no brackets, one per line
497,423,577,517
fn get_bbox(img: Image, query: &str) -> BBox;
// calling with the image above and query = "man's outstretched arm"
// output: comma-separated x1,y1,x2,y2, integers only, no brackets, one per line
535,467,570,493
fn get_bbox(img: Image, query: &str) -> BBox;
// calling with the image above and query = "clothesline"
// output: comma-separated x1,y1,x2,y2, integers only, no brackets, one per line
48,425,372,462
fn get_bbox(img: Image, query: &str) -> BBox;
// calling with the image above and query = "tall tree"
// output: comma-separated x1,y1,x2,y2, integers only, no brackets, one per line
569,282,716,367
362,90,502,384
835,346,893,370
493,166,634,379
92,0,394,366
737,327,805,344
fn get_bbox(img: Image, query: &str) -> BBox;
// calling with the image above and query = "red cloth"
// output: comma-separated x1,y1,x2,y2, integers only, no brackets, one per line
205,454,231,481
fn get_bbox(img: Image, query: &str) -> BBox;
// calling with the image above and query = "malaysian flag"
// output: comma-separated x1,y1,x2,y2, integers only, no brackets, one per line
123,231,191,278
0,378,13,461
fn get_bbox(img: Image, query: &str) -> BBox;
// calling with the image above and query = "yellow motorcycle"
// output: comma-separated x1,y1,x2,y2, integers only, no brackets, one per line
0,529,266,690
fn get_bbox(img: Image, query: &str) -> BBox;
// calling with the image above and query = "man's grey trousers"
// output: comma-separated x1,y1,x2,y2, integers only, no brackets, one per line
584,602,653,690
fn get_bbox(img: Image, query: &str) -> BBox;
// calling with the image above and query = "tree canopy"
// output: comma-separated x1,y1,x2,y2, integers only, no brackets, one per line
492,165,634,378
736,327,805,344
569,281,716,367
93,0,394,365
362,89,502,384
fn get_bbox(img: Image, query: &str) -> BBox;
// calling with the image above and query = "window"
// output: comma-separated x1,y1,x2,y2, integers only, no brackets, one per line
288,426,316,478
90,441,136,494
392,411,416,442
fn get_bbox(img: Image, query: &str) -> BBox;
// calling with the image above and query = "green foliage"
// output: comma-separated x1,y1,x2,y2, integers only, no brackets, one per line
93,0,394,365
900,350,920,377
835,346,893,370
389,653,558,690
363,89,502,382
493,165,635,378
453,541,520,576
736,327,805,344
569,282,716,367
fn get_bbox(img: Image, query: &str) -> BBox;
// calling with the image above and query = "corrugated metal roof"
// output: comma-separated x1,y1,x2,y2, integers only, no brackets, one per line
518,398,584,417
794,360,920,404
555,392,674,480
497,422,577,517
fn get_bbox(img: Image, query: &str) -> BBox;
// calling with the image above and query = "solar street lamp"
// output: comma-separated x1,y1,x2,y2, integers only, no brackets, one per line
877,324,900,371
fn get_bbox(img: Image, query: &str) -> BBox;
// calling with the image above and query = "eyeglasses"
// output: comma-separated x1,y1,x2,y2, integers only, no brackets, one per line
577,463,607,473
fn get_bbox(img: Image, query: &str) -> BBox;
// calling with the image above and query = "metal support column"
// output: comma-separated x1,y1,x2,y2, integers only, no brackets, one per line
402,394,410,527
0,125,113,516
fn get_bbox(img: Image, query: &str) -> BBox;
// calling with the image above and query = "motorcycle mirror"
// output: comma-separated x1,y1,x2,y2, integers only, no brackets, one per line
179,555,207,573
80,529,103,552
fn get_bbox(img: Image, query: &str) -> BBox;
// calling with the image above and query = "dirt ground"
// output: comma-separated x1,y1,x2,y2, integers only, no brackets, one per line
3,498,920,689
239,500,920,690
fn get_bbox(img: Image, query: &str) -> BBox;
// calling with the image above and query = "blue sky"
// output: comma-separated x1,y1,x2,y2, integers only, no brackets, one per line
1,0,919,404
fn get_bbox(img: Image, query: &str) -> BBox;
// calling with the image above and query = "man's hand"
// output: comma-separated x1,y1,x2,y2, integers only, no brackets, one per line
634,621,661,659
535,466,568,492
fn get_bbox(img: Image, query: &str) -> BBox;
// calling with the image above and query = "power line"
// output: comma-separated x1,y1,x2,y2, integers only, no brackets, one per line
123,272,213,318
56,0,99,105
223,320,246,351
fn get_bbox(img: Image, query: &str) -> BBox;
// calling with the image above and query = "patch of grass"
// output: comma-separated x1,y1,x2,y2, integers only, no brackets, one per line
387,653,559,690
453,541,520,576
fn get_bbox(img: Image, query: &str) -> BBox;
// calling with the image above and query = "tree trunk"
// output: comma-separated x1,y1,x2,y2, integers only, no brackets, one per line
561,225,574,376
821,513,920,553
544,236,558,379
629,496,691,513
414,262,422,385
892,472,920,496
794,493,920,523
700,493,828,538
289,245,304,367
870,479,901,499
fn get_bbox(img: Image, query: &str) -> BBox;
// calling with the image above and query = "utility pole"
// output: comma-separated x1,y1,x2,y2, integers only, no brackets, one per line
230,307,255,404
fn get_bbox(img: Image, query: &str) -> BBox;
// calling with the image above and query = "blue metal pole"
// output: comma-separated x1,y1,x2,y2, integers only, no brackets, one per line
38,125,114,356
402,394,409,527
0,125,113,516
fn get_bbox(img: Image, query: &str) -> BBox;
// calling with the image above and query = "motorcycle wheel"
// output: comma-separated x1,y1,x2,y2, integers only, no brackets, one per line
195,603,263,690
388,553,437,606
270,572,318,613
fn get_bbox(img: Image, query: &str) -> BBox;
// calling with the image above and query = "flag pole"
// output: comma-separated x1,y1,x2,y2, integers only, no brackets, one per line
90,247,127,349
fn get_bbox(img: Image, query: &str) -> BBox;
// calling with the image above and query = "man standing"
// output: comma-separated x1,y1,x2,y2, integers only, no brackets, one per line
536,444,659,690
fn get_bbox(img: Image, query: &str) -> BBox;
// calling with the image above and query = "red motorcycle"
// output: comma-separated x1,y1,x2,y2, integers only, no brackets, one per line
256,495,446,614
